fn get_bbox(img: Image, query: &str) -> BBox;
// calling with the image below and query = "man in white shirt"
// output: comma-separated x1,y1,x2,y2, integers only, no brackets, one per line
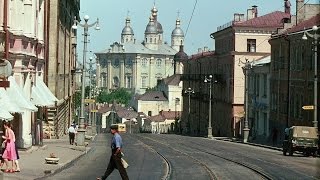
68,124,76,145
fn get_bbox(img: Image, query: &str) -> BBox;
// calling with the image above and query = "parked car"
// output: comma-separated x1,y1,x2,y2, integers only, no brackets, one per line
282,126,318,156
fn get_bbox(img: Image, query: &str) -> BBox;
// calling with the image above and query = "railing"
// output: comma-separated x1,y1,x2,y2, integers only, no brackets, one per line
217,21,234,31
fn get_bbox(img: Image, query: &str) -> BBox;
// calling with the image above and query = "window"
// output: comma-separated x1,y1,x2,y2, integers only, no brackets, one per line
156,59,162,67
141,58,148,67
141,76,147,88
126,58,132,66
247,39,256,52
113,59,120,67
263,113,267,135
263,74,267,97
255,75,259,96
126,76,132,88
113,77,119,88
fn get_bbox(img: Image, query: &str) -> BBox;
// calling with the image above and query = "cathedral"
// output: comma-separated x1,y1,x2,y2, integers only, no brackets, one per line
95,5,184,94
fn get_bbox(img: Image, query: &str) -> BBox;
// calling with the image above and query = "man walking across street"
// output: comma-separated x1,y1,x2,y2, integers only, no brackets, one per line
97,125,129,180
68,124,76,145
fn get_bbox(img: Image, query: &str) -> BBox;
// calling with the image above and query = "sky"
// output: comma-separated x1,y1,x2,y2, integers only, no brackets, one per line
77,0,319,59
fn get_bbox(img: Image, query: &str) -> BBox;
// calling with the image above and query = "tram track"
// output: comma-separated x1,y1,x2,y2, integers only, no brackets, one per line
135,134,218,180
137,134,274,180
126,136,172,180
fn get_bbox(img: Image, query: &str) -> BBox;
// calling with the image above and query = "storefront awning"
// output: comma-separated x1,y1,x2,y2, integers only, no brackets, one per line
31,77,58,107
36,76,58,102
0,108,13,121
6,76,38,112
0,88,23,113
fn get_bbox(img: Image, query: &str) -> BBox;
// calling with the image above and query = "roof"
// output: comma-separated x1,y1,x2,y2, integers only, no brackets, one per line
136,91,167,101
117,109,138,119
147,114,165,122
163,74,181,86
96,41,177,55
160,110,180,119
147,110,181,122
174,45,188,61
285,14,320,34
189,51,215,60
233,11,290,28
97,104,113,113
253,55,271,66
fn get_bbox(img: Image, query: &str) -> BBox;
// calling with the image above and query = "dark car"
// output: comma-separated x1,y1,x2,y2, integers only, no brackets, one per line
282,126,318,156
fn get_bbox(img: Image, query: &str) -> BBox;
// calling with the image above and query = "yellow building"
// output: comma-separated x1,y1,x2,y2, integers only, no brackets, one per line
183,5,290,137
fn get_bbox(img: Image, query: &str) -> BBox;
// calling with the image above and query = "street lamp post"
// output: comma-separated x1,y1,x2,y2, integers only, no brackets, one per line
72,15,100,146
88,57,94,127
204,75,216,138
239,59,251,143
302,25,319,128
185,87,194,135
174,98,180,134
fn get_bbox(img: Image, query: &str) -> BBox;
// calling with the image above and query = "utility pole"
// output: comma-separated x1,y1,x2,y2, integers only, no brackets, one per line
204,75,217,138
185,87,194,135
72,15,100,146
239,58,252,143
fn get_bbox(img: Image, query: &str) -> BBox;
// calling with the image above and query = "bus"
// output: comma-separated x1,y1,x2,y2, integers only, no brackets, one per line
111,123,126,133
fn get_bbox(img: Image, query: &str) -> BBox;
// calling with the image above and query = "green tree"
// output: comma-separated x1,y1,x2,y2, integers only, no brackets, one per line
97,88,132,105
74,91,82,108
85,86,90,98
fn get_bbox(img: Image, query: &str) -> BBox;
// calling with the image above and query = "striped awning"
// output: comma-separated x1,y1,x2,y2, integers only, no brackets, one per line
0,108,13,121
6,76,38,112
0,88,23,113
31,76,58,107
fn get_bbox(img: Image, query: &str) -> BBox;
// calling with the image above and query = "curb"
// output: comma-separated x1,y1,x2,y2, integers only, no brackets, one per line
213,137,282,151
34,134,97,180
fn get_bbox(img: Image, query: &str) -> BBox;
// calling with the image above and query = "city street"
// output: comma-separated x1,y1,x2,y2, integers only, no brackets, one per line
44,133,319,180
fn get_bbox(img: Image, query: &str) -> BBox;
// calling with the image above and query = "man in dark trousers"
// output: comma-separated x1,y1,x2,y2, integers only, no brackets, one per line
97,125,129,180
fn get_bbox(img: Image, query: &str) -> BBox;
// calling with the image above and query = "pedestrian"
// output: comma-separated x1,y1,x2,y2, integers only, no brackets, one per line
8,123,20,172
97,125,129,180
68,124,76,145
1,121,17,173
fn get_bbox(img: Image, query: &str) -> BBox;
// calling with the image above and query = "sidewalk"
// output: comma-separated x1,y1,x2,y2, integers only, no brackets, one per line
213,137,282,151
0,135,95,180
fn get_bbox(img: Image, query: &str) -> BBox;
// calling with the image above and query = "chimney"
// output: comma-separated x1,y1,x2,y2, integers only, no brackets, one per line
252,5,258,18
247,6,258,20
296,0,305,24
204,46,208,52
198,48,202,53
234,13,245,22
284,0,291,14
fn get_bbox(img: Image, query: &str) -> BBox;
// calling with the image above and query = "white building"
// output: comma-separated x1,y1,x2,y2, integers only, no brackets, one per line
247,56,271,141
95,5,185,94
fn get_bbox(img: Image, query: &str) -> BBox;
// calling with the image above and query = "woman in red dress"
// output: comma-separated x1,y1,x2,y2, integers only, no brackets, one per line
2,121,17,173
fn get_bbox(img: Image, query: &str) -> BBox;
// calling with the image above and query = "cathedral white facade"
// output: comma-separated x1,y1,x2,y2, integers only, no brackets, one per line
95,5,184,94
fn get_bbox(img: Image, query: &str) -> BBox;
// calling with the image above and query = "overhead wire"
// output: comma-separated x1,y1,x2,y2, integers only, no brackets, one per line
185,0,198,40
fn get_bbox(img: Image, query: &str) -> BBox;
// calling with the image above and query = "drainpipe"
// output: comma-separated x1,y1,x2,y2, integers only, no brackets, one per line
284,35,291,128
4,0,9,59
44,0,49,139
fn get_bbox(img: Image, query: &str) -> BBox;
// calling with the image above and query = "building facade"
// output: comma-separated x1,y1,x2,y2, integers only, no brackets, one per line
44,0,80,138
95,5,184,94
247,56,271,142
269,12,319,142
0,0,48,148
182,5,290,137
